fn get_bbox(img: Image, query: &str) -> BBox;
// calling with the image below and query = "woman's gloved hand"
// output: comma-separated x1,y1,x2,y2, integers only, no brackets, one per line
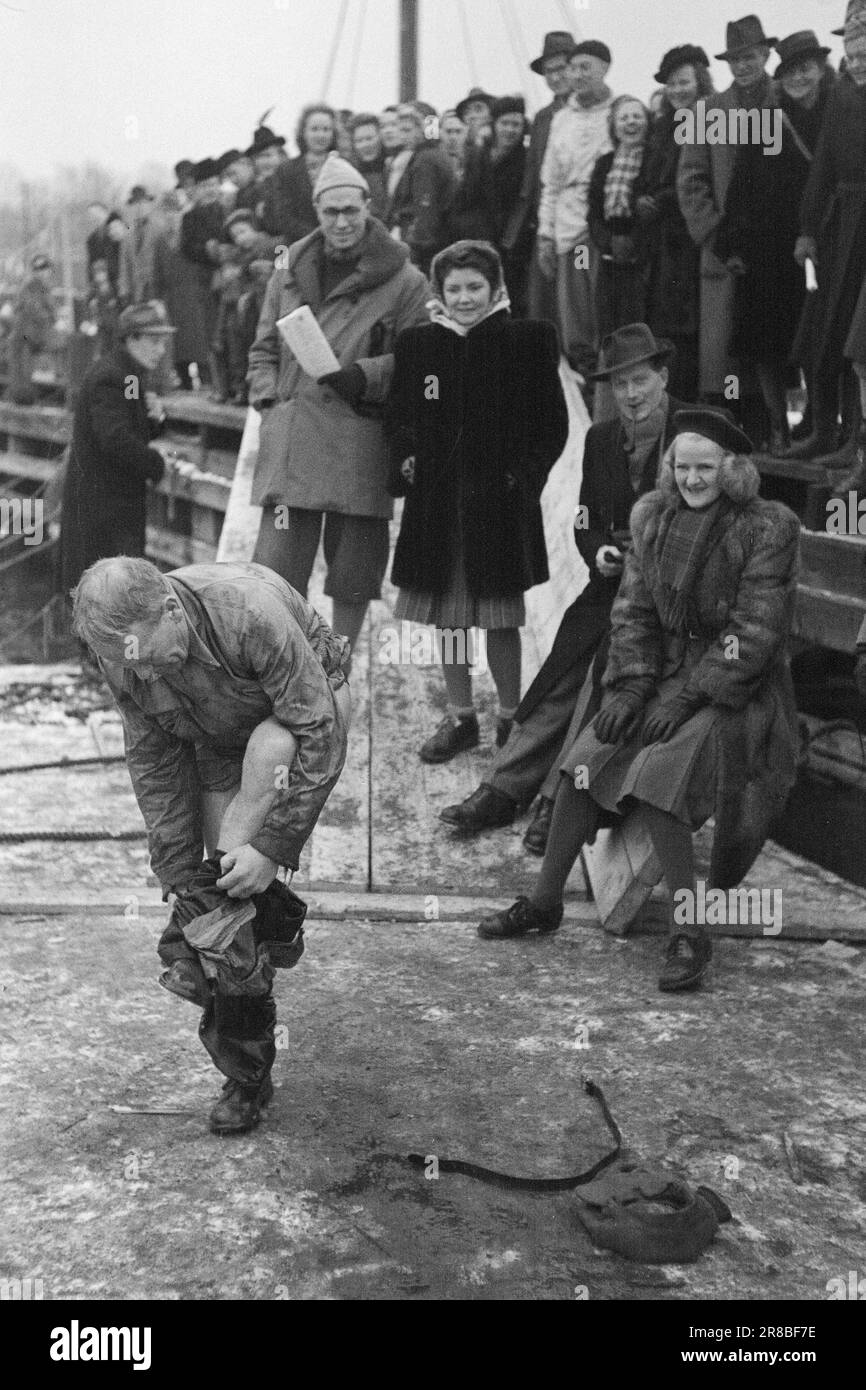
593,688,645,744
318,363,366,406
642,693,701,745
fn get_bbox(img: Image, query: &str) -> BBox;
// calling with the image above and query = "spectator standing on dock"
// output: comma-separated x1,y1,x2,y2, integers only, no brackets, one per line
386,102,456,274
70,554,351,1135
180,159,226,388
347,114,389,223
247,153,429,656
386,240,568,762
259,105,338,245
587,96,651,345
6,253,56,404
85,202,111,275
58,302,173,600
118,186,161,303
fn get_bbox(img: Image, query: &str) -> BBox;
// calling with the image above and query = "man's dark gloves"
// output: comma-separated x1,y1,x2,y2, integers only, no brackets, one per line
318,363,366,406
593,684,647,745
642,692,704,745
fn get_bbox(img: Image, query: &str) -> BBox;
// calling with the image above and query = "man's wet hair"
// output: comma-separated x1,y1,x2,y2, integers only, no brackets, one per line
71,556,173,648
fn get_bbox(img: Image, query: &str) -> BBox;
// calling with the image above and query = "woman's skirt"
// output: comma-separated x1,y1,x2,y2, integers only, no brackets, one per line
394,544,525,630
559,651,721,831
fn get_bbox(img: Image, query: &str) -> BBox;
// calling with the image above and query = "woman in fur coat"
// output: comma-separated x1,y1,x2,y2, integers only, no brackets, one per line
479,407,800,994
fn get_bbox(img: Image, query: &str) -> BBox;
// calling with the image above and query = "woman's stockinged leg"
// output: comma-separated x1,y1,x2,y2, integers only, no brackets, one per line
531,775,599,911
485,627,522,712
439,629,473,712
639,800,696,934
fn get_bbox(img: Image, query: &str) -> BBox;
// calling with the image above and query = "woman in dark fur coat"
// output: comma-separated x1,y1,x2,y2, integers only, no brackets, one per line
479,408,800,995
386,239,568,764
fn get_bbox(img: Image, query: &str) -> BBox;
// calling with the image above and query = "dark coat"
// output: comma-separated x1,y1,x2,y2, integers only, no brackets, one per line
796,76,866,375
517,394,687,720
258,155,319,245
385,313,568,597
387,145,457,270
635,111,701,340
501,97,566,251
154,231,210,365
588,146,650,336
87,225,120,290
58,345,165,592
179,202,224,348
716,70,835,361
603,462,800,887
355,153,390,224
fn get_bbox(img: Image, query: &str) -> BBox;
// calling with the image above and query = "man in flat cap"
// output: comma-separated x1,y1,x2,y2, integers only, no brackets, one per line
536,38,615,389
677,16,777,416
248,152,429,659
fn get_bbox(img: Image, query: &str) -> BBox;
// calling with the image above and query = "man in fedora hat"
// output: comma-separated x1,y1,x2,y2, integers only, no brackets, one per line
536,38,616,385
677,16,777,417
501,30,576,323
58,302,177,600
454,86,496,144
441,323,688,854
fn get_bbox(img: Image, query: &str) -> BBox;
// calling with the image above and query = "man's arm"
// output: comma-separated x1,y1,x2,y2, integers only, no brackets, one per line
354,266,430,403
536,116,564,242
89,377,165,482
246,269,283,405
676,140,721,248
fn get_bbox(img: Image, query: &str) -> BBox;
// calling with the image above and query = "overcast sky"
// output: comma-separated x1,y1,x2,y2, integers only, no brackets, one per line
0,0,849,182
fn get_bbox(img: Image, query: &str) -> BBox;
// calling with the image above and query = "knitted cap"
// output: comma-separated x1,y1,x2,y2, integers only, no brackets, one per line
312,152,370,201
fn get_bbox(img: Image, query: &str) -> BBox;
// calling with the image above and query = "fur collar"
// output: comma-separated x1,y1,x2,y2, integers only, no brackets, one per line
288,217,410,302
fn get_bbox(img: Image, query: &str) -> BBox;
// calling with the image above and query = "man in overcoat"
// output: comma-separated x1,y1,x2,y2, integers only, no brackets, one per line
676,15,777,409
7,254,56,404
441,323,687,854
248,152,430,654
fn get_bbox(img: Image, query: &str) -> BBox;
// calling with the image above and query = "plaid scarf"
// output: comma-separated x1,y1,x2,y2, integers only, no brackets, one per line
656,498,729,634
603,143,644,220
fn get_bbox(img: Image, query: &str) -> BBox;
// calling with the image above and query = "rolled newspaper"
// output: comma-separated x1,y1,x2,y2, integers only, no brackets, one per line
276,304,341,378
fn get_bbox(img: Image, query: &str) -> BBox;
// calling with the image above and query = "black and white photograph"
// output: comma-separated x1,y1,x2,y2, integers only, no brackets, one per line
1,0,864,1335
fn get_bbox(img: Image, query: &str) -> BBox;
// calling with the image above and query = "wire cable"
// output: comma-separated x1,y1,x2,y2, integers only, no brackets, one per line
456,0,480,87
320,0,350,101
345,0,368,111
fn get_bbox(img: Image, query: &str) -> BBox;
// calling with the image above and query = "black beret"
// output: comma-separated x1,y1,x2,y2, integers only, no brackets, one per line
673,408,753,455
572,39,612,65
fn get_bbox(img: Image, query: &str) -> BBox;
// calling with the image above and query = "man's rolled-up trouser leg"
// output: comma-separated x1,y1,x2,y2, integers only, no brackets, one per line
199,990,277,1087
487,656,596,808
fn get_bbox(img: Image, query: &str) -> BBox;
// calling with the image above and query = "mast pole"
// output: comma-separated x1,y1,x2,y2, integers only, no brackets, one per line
399,0,418,102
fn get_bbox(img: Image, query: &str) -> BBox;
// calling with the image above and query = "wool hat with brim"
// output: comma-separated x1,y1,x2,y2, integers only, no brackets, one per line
833,0,866,37
654,44,711,84
192,158,220,184
126,184,154,205
530,30,579,74
673,407,753,455
312,152,370,200
573,39,613,66
455,87,497,122
716,15,777,60
118,302,177,338
774,31,832,76
589,323,674,380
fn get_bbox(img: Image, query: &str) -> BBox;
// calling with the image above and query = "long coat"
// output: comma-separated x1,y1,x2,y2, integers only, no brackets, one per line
118,216,163,302
516,394,687,720
677,75,776,393
587,146,650,336
635,110,701,341
385,313,568,598
600,464,800,888
258,155,320,245
716,71,834,362
153,230,210,366
8,275,55,402
501,97,567,252
796,76,866,377
247,217,430,518
58,345,165,592
387,145,456,271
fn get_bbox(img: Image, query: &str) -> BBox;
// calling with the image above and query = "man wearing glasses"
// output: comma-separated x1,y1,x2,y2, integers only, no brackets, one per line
248,153,429,657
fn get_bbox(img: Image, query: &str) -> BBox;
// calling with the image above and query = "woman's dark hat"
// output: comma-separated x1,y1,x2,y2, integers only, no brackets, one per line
589,323,674,380
573,39,612,66
192,158,220,184
246,125,287,157
455,87,496,122
774,30,831,74
654,44,711,84
126,184,154,205
217,148,245,173
673,407,754,455
716,15,777,60
530,30,579,74
492,94,526,120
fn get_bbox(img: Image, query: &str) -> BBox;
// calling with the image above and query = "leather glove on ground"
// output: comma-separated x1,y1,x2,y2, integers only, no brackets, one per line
318,363,366,406
856,653,866,700
643,692,704,745
593,686,646,745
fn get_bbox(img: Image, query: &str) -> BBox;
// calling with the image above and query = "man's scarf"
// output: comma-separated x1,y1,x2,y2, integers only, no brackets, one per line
603,143,644,220
656,497,730,634
622,393,669,487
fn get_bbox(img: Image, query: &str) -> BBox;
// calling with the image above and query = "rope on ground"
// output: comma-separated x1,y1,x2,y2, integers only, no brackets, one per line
0,829,145,842
0,754,126,777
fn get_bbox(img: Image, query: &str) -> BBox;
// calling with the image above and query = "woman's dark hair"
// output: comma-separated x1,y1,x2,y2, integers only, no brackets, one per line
348,112,381,134
431,239,503,295
658,63,715,115
295,103,337,154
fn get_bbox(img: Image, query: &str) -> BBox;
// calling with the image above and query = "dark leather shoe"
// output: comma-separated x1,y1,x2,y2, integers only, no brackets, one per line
440,783,517,830
658,931,712,993
419,713,479,764
159,958,210,1008
209,1075,274,1134
523,797,554,856
477,895,563,939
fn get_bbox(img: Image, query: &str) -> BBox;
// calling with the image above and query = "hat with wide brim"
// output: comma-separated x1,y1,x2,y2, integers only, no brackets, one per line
246,125,287,158
455,87,497,122
192,158,220,184
589,323,675,380
572,39,613,65
833,1,866,36
118,302,177,338
716,15,777,60
673,407,753,455
774,30,832,75
530,30,579,74
654,44,711,84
